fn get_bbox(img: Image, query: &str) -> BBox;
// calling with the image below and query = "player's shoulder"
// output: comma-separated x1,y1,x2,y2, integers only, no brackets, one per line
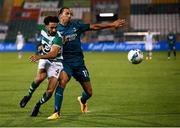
54,31,63,41
40,29,48,38
71,20,86,26
52,34,63,46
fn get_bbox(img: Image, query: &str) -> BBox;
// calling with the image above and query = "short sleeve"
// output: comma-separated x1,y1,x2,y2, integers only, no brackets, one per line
52,35,63,47
77,21,90,33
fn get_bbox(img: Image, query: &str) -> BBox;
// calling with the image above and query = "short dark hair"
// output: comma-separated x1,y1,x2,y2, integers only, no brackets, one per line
58,7,70,15
43,16,59,25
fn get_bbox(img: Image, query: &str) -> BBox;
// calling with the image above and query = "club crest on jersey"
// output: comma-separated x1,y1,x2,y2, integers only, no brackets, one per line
73,27,77,32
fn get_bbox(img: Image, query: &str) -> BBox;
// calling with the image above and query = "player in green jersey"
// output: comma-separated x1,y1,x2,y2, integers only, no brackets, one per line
19,16,63,117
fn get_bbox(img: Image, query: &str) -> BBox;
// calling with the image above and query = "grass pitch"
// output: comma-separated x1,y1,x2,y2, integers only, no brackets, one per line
0,51,180,127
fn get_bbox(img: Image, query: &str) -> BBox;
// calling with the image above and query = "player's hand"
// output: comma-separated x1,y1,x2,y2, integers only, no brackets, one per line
38,45,43,53
63,36,68,44
112,19,126,29
29,54,40,63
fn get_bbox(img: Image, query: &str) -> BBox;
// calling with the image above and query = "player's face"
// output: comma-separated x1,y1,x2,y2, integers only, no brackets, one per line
59,8,73,25
46,22,58,36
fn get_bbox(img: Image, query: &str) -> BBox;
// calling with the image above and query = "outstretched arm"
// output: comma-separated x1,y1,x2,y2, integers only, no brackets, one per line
90,18,126,30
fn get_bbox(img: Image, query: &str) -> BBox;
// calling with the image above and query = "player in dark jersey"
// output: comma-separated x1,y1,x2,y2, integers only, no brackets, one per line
48,7,126,120
167,31,176,60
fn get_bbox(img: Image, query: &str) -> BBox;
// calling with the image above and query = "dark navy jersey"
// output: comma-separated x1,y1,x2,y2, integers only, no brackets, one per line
167,32,176,48
57,20,90,62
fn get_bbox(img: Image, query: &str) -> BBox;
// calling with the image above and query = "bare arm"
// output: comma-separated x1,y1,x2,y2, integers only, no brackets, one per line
29,45,61,62
90,18,126,30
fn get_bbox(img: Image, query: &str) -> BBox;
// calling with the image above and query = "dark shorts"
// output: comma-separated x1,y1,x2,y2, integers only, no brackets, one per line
62,60,90,82
168,45,176,51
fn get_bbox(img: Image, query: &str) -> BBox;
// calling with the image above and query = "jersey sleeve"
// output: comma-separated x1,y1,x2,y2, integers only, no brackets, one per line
77,21,90,33
52,34,63,47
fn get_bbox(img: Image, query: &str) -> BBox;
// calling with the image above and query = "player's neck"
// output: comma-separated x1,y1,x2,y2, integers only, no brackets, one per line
60,20,70,26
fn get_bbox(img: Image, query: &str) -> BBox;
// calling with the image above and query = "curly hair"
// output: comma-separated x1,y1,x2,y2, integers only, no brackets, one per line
43,16,59,25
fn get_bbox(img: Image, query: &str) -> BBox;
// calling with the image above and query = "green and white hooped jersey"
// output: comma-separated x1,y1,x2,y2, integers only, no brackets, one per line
40,29,63,62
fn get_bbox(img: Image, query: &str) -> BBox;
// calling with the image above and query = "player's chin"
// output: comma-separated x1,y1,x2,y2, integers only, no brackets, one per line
50,32,56,36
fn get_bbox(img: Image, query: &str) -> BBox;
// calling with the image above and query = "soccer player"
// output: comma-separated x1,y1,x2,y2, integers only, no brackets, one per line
47,7,126,120
167,31,176,60
16,31,24,59
144,30,155,60
19,16,63,117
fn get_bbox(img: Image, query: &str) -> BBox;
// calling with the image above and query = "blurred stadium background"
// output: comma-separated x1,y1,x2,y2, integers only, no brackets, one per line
0,0,179,52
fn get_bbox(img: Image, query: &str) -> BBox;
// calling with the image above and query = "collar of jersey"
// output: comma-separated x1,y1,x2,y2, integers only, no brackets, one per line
59,22,72,28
